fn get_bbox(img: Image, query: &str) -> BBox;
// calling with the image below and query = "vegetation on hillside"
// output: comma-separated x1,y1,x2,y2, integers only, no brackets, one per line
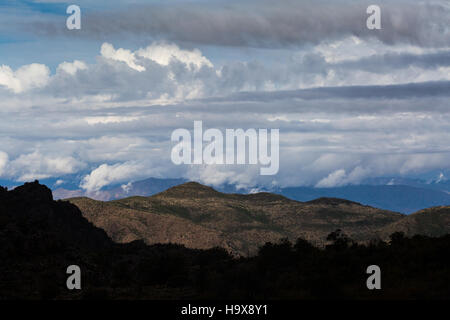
1,181,449,299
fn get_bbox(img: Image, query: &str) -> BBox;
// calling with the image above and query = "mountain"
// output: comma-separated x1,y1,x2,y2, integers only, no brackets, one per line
2,181,450,299
380,206,450,238
52,176,450,213
279,185,450,213
52,177,186,201
65,195,229,251
0,181,110,250
0,180,233,299
69,182,410,256
362,175,450,193
0,181,112,298
102,177,187,199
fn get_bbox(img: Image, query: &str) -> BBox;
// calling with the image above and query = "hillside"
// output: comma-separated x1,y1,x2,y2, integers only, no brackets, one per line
0,181,112,298
2,181,450,299
380,206,450,238
69,182,407,256
0,181,236,299
67,196,231,251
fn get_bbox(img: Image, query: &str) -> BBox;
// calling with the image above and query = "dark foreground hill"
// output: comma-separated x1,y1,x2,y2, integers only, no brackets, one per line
68,182,450,256
1,181,450,299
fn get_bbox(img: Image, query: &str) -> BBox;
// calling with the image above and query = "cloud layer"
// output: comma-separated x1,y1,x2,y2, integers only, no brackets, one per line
1,1,450,191
29,0,450,48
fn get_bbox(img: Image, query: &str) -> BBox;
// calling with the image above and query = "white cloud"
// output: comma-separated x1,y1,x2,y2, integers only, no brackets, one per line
312,36,449,64
100,42,213,73
185,164,265,190
0,39,449,190
0,151,8,176
80,162,144,192
8,152,85,181
100,42,146,72
136,42,213,70
57,60,88,75
315,169,347,188
0,40,449,106
84,116,139,125
121,181,133,194
0,63,50,93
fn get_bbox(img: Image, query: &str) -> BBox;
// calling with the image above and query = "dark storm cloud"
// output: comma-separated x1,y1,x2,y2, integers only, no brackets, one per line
29,0,450,48
202,81,450,103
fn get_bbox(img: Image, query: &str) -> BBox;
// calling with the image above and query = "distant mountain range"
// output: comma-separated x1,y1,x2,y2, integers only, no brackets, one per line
52,177,186,201
279,185,450,214
53,176,450,213
68,181,450,256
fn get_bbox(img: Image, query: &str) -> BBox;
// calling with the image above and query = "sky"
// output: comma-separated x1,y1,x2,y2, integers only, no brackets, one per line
0,0,449,193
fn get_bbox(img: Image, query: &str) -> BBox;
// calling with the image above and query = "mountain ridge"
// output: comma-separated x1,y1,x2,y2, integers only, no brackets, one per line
65,181,450,256
52,176,450,213
2,181,449,299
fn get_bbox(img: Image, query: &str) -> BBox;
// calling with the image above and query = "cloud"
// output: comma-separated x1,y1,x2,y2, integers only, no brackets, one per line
136,42,213,70
2,94,450,189
121,181,133,194
218,81,450,103
100,43,146,72
0,63,50,93
0,152,8,176
80,162,144,192
1,36,450,190
30,0,450,48
57,60,88,75
315,169,347,187
40,42,217,104
98,41,213,74
7,151,85,181
315,166,370,187
185,164,262,190
1,40,450,108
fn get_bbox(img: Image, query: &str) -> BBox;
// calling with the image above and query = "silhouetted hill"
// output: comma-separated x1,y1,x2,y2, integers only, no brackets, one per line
0,181,110,250
0,181,111,298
